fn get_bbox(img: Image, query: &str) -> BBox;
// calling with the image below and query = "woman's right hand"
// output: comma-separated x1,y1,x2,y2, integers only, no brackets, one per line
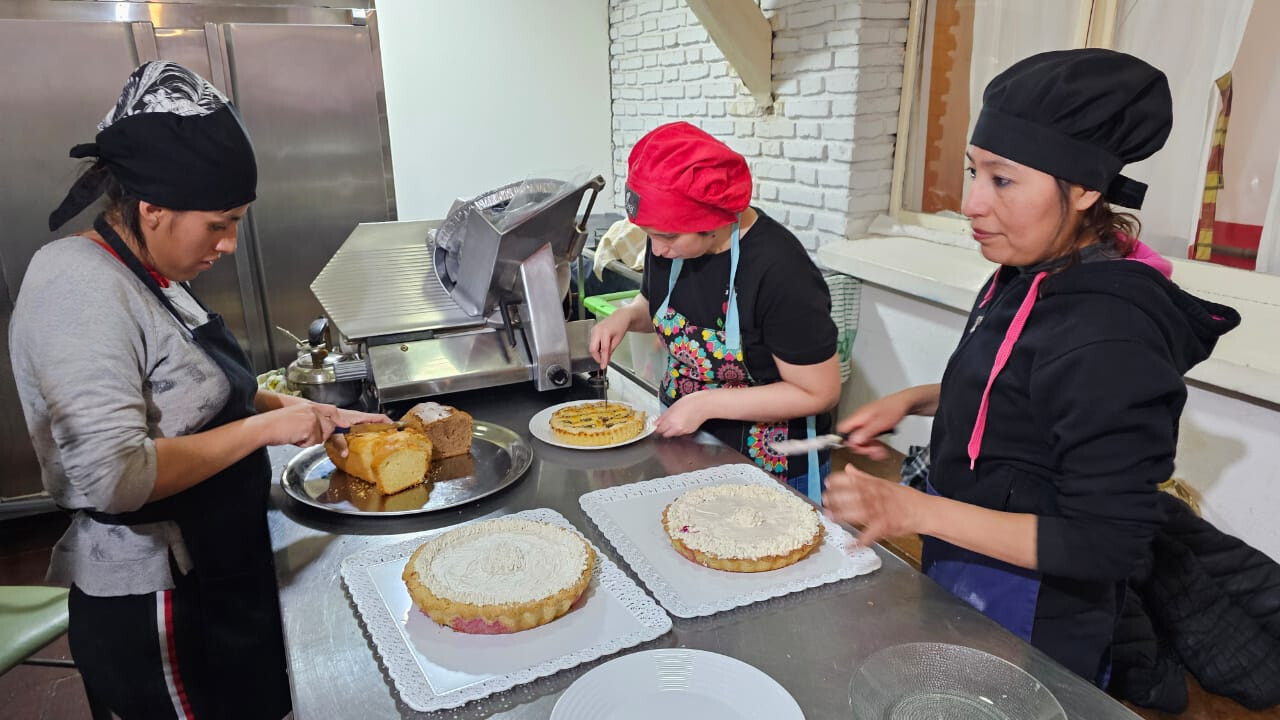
837,384,941,459
836,393,914,460
252,402,342,448
589,311,632,368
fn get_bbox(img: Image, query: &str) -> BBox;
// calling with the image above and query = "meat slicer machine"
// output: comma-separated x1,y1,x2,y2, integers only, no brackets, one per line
309,175,606,404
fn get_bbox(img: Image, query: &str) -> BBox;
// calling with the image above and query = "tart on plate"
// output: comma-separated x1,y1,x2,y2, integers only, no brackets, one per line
549,401,647,447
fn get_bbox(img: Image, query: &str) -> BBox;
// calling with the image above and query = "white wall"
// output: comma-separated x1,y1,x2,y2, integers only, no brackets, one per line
608,0,909,249
847,283,1280,563
376,0,614,220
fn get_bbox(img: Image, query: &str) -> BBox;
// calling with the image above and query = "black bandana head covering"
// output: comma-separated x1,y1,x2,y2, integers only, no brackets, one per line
969,48,1172,209
48,61,257,231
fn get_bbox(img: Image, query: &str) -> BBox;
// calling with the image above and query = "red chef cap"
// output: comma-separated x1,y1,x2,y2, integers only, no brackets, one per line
624,122,752,233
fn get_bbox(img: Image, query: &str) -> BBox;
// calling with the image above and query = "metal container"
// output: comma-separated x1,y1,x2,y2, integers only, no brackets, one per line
283,318,367,408
285,350,364,407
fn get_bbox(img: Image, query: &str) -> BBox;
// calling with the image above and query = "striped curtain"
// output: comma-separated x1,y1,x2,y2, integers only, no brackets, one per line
1192,72,1233,261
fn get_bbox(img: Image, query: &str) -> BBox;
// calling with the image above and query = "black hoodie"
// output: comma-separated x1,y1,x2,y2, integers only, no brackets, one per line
927,247,1240,681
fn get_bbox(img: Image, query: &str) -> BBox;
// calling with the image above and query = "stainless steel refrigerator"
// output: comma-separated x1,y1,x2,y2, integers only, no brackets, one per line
0,0,395,511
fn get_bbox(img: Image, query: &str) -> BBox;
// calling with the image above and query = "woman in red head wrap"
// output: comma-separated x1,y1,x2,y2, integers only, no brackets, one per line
590,122,841,497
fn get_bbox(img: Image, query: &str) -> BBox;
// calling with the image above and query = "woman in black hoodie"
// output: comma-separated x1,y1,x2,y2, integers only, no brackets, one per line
822,49,1240,685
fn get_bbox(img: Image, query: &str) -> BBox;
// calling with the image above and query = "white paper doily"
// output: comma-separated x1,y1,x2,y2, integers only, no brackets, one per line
339,508,672,712
579,464,882,618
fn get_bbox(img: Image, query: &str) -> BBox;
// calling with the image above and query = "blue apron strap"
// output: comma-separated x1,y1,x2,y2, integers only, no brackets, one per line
655,257,683,321
724,222,743,357
805,414,821,503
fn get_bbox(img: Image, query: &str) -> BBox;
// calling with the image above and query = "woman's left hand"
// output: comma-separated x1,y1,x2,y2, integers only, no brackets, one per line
320,406,393,457
654,393,710,437
822,463,923,548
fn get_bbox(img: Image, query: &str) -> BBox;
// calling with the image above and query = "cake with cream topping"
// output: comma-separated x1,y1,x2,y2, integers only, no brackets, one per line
662,483,823,572
402,517,595,634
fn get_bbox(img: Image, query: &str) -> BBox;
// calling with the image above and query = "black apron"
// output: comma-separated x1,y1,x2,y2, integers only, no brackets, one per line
85,214,291,719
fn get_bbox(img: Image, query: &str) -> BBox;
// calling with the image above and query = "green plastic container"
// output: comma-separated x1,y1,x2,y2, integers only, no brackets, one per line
583,290,641,318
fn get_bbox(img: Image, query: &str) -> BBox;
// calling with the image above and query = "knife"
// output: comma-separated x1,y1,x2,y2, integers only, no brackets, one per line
333,420,407,435
769,428,895,456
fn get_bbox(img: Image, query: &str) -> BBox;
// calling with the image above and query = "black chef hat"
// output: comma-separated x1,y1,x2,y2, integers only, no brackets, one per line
49,61,257,232
969,49,1172,209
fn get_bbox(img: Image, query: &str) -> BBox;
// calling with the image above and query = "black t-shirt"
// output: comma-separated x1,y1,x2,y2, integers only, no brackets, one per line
641,208,837,478
642,208,837,378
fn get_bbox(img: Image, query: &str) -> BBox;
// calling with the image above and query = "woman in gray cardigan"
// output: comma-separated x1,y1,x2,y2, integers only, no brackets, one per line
11,61,385,719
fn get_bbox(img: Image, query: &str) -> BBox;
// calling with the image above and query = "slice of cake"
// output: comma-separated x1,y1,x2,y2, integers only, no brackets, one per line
549,401,646,447
403,402,473,459
402,517,595,634
662,483,824,572
321,471,430,512
325,424,434,495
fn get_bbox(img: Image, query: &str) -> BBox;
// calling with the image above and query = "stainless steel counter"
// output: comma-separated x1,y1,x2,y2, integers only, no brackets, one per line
268,383,1137,719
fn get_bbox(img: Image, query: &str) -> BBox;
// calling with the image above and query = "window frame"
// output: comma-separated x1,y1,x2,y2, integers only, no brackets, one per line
874,0,1280,406
888,0,1100,234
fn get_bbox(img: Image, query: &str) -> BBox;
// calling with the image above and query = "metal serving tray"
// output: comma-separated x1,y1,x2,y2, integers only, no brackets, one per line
279,422,532,517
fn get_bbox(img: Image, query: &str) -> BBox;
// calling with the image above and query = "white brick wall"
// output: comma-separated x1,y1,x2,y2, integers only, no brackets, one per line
608,0,909,252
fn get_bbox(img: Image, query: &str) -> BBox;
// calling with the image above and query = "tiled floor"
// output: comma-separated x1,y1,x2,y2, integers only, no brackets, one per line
3,473,1277,719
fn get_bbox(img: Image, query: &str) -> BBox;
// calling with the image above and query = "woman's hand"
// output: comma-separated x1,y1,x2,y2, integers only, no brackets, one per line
822,463,924,548
654,393,711,437
836,385,941,460
250,402,344,448
326,408,393,457
589,311,633,368
589,294,652,368
332,407,392,429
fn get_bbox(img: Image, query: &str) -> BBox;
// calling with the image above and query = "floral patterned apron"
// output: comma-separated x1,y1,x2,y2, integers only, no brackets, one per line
653,221,822,500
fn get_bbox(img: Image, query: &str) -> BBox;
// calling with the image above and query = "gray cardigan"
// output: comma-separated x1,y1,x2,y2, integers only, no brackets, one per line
10,236,232,596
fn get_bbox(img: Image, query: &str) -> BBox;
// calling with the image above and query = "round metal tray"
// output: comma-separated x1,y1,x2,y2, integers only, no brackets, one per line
280,422,533,517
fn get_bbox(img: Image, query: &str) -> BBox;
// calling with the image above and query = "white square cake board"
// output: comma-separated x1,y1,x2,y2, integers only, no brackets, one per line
579,463,882,618
339,508,672,712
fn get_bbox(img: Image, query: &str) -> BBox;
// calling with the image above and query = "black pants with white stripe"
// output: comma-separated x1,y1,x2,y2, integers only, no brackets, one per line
68,570,209,719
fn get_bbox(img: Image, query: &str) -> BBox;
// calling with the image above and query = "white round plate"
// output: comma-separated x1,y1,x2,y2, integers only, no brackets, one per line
550,649,803,720
529,400,656,450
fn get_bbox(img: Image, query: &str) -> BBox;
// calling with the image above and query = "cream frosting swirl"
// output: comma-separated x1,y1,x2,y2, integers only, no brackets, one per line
664,484,820,559
410,402,454,424
412,517,589,605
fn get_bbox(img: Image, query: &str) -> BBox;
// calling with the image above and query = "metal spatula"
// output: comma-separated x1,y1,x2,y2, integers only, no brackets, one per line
769,428,896,456
769,432,850,456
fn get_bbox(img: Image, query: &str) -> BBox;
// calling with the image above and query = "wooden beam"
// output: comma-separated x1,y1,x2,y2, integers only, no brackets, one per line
687,0,773,108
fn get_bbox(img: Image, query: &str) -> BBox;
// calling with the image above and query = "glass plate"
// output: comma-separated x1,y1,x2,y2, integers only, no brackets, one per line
280,421,532,516
849,643,1067,720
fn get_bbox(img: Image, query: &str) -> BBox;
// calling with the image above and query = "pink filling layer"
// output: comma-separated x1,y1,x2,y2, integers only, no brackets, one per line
450,616,511,634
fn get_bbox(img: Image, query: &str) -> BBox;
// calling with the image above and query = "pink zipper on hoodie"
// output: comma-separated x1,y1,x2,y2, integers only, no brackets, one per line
965,238,1171,470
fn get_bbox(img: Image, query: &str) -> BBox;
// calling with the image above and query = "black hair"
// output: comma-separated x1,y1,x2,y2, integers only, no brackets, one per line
71,161,145,246
1050,179,1141,271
